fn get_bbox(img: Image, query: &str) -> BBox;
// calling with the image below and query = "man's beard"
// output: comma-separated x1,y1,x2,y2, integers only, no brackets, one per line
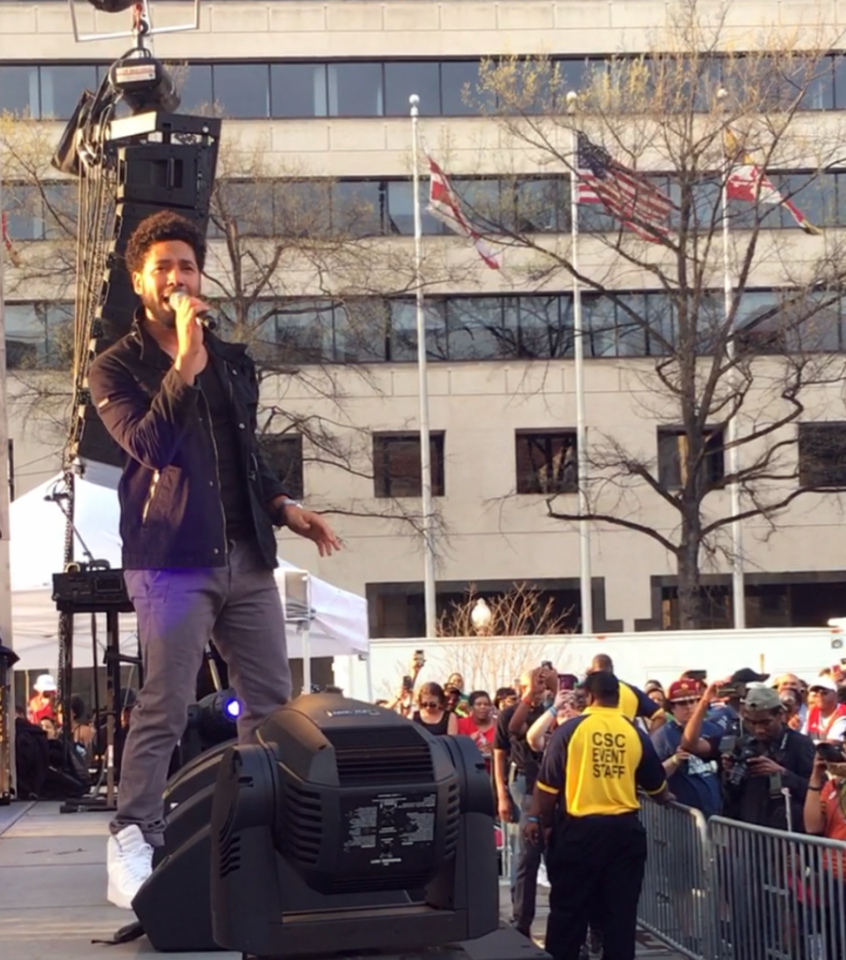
140,290,176,328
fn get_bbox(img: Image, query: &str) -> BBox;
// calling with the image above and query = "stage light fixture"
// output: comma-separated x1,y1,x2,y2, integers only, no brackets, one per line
86,0,138,11
190,689,242,737
207,692,500,957
109,55,181,115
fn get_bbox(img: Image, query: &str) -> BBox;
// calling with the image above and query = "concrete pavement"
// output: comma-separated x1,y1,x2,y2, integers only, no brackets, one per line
0,801,689,960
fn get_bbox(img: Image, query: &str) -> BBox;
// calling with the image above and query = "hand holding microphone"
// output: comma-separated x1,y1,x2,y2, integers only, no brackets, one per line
167,289,217,331
168,288,213,384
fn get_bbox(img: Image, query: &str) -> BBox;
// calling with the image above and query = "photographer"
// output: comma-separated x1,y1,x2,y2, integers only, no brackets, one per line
721,686,814,831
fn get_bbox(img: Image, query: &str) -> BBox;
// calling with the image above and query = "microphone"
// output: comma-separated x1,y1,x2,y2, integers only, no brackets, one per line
167,289,217,331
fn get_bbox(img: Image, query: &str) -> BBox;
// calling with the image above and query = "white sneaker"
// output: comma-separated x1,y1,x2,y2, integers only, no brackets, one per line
107,825,154,909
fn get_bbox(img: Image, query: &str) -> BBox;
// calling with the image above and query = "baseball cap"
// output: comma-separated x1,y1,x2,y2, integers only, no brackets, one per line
743,686,783,711
33,674,58,693
667,679,700,703
731,668,770,685
809,676,839,694
644,680,664,694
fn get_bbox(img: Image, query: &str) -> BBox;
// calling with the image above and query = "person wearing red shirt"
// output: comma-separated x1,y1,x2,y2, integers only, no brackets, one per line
457,690,496,769
28,674,58,725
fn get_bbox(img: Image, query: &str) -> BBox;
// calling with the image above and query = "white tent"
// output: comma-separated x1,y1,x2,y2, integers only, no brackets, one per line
9,474,368,672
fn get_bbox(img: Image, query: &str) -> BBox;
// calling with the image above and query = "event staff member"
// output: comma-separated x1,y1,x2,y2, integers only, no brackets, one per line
526,671,670,960
588,653,664,730
89,211,340,910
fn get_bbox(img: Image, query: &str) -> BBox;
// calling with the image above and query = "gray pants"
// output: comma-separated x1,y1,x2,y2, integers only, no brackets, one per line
111,538,292,846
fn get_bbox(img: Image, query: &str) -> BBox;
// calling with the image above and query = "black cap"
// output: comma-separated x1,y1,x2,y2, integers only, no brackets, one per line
731,668,770,684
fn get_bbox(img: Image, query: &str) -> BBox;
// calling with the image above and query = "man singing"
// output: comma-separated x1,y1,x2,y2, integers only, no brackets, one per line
88,210,340,909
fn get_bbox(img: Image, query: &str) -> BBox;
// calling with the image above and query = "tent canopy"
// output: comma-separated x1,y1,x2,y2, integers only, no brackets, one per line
9,474,368,671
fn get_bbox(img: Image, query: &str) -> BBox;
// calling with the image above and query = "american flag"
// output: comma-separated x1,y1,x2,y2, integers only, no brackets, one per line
427,156,501,270
576,132,674,241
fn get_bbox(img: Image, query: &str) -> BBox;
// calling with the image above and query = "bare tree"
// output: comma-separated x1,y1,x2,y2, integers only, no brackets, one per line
425,583,574,691
465,6,846,626
0,115,456,548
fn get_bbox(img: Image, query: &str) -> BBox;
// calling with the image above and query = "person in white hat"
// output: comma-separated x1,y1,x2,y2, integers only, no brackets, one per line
28,674,58,725
803,676,846,741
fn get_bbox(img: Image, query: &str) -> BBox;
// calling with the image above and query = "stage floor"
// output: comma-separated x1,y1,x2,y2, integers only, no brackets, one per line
0,802,680,960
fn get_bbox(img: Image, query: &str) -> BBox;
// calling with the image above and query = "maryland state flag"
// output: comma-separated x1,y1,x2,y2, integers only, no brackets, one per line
725,129,821,235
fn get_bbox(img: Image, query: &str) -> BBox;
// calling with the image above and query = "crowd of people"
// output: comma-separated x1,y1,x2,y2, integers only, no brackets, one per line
381,653,846,960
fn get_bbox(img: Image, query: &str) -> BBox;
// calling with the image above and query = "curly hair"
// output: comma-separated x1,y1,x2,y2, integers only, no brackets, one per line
124,209,206,275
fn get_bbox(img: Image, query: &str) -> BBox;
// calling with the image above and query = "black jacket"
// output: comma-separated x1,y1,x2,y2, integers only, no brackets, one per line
88,316,290,570
722,727,815,832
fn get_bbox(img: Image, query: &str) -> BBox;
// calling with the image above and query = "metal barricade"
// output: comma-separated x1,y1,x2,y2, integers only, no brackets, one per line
638,799,711,960
708,816,846,960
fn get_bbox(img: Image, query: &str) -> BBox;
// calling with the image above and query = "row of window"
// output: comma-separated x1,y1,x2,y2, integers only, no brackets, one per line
4,53,846,121
261,424,846,501
5,170,845,242
8,288,846,369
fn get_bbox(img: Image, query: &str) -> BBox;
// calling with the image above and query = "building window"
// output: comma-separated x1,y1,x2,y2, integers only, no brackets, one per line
798,422,846,488
40,64,98,120
328,62,383,117
257,433,304,501
4,301,73,370
384,61,440,116
212,63,270,118
515,430,578,494
657,427,725,490
0,64,38,116
373,432,445,498
271,63,327,118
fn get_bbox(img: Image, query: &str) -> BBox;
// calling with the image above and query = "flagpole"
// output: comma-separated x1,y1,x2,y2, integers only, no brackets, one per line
567,94,594,635
718,89,745,630
409,94,438,641
0,165,17,800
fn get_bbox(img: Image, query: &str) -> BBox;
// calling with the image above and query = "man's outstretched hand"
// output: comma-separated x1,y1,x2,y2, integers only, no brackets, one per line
278,502,342,556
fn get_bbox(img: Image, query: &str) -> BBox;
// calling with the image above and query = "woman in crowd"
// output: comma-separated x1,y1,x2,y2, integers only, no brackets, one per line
412,682,458,736
39,716,59,740
645,679,667,711
457,690,496,768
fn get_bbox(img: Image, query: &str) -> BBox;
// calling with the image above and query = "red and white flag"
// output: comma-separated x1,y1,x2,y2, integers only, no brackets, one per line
725,130,820,235
1,212,21,267
427,156,501,269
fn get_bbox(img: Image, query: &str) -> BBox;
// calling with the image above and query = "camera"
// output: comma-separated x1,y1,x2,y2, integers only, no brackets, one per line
725,736,765,787
816,742,845,763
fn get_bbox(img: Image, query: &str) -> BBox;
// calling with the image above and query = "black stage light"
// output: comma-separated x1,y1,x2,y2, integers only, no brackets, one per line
210,692,500,957
109,56,180,115
177,688,241,768
86,0,138,11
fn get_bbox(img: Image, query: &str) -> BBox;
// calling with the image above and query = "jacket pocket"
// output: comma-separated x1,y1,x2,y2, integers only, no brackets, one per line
141,469,161,524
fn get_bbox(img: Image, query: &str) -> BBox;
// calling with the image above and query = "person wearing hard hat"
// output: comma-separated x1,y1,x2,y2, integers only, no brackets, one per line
28,675,58,725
